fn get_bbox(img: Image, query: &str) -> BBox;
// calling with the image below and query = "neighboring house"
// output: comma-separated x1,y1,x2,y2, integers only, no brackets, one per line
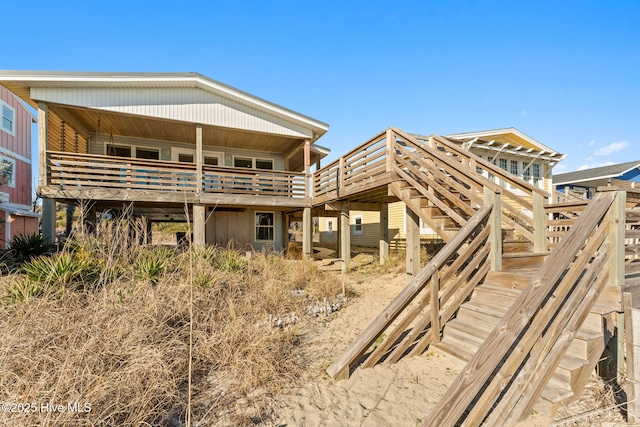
0,85,39,249
553,160,640,200
319,128,565,248
0,71,329,251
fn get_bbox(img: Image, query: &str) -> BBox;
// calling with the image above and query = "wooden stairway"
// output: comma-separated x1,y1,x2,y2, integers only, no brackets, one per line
432,255,617,417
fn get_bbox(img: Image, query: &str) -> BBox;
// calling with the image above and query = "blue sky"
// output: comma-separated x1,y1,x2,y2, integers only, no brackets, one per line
4,0,639,174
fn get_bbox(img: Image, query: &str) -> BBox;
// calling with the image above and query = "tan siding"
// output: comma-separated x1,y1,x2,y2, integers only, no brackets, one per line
32,87,312,139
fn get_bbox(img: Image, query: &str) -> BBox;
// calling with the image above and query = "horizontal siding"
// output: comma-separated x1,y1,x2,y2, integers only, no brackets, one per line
89,132,285,169
205,209,283,251
32,87,312,139
0,86,32,159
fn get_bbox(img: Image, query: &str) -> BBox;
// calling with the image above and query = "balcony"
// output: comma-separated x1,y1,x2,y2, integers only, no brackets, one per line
43,151,309,207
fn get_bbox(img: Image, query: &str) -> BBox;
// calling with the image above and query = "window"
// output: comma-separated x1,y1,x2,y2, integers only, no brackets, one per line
107,144,132,157
532,163,541,186
178,153,194,163
234,157,274,170
1,101,15,135
204,156,219,166
326,219,334,236
255,212,275,241
234,157,253,168
499,158,507,171
0,156,15,188
353,215,363,235
136,148,159,160
509,159,518,176
522,162,531,182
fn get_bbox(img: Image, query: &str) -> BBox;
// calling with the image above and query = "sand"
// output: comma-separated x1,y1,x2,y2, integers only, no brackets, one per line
269,266,625,427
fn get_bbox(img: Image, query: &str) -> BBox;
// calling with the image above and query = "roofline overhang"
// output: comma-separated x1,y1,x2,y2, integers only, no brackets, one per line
0,70,328,138
554,164,640,186
446,127,565,159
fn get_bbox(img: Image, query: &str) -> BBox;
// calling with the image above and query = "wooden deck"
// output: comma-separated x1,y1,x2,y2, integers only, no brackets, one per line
43,151,308,207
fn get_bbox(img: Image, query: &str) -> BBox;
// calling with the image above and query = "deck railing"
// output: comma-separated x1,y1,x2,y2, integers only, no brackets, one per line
46,151,307,199
313,127,550,250
326,204,493,380
425,190,624,426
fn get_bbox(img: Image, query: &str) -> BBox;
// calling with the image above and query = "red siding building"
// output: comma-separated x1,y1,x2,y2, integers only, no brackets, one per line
0,85,38,249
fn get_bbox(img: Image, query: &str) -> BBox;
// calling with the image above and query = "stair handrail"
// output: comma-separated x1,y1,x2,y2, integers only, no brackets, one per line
424,190,626,427
326,203,494,380
390,128,546,247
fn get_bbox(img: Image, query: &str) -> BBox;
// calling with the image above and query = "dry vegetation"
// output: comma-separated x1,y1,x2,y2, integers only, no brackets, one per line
0,224,343,426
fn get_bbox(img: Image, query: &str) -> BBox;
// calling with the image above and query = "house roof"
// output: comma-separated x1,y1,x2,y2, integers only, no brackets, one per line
553,160,640,186
0,70,329,139
444,127,566,163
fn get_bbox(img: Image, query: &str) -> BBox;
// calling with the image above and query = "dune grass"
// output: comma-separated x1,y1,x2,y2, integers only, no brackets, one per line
0,227,341,426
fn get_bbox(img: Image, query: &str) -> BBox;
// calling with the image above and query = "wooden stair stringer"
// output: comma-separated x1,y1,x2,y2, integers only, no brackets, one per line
431,266,612,418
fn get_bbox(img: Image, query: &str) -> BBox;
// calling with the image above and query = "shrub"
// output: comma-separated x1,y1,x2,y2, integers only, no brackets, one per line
21,252,98,293
9,233,55,263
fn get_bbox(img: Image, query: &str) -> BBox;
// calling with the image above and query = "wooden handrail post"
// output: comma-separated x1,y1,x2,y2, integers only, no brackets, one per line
533,192,548,253
196,124,203,194
484,186,502,271
604,189,626,287
431,274,441,343
386,128,394,172
339,157,345,194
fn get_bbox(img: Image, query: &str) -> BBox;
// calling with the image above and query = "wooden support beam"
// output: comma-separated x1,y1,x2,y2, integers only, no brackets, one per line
82,203,97,235
406,205,420,277
341,203,350,272
193,203,205,247
41,198,56,242
303,207,312,260
533,192,548,253
484,187,502,271
283,213,290,254
380,203,389,265
625,292,640,424
196,124,203,194
37,102,48,187
604,189,626,287
324,201,381,211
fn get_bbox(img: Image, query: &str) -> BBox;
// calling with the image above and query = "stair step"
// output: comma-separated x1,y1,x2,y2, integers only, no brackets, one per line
502,252,548,269
485,270,535,290
470,285,519,311
503,241,533,254
554,354,589,385
430,341,474,368
534,377,574,415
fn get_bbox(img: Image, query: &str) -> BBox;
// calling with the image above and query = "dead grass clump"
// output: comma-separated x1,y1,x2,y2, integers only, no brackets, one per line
0,231,344,426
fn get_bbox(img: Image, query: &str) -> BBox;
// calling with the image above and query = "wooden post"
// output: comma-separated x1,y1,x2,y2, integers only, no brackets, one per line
193,204,205,247
386,128,394,172
41,198,56,243
604,189,626,287
431,274,441,343
283,213,290,255
146,218,153,245
196,124,203,194
379,203,389,265
336,213,341,258
484,186,502,271
82,204,97,235
341,203,350,273
37,102,48,187
303,207,312,260
406,205,420,277
624,292,640,424
533,192,547,253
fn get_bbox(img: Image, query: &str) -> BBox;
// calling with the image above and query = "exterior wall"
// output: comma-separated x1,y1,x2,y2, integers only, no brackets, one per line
1,86,33,207
1,86,35,248
32,87,313,139
0,210,5,249
89,132,285,170
205,209,284,251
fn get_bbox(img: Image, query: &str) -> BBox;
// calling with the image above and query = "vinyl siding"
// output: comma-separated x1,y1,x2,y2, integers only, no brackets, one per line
0,86,33,207
32,87,312,139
